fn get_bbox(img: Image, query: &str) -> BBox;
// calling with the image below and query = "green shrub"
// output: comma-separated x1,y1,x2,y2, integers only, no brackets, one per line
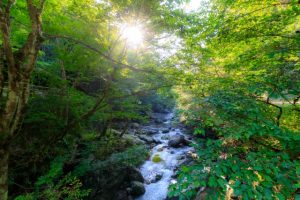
95,130,135,160
15,157,90,200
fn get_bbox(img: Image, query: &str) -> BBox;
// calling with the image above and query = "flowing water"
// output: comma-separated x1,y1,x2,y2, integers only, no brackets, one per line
136,113,193,200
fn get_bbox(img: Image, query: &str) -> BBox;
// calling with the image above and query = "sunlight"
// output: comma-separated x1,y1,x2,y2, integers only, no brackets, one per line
183,0,207,12
121,24,144,48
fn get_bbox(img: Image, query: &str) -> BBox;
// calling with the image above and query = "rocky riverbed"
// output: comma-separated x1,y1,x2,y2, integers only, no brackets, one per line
86,112,196,200
133,112,195,200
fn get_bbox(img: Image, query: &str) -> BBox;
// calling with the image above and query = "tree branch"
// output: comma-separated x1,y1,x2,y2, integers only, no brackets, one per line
253,96,282,126
43,33,153,73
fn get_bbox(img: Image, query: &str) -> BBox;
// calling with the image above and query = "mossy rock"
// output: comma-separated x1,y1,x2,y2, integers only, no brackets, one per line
152,154,163,163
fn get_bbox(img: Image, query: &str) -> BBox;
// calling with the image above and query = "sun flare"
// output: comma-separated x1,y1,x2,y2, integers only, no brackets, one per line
121,24,144,48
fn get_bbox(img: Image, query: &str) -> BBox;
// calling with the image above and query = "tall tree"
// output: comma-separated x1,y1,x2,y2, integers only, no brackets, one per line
0,1,45,199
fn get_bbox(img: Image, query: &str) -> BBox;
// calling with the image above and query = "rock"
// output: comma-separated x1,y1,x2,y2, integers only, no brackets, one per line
162,129,169,133
151,173,163,183
111,129,122,135
139,135,154,144
131,123,140,129
186,150,198,160
126,187,132,193
130,181,145,197
170,151,175,154
176,155,185,160
145,171,163,184
154,119,163,124
123,134,145,145
115,190,131,200
147,130,157,135
168,135,187,148
82,166,129,200
153,138,162,144
157,146,165,152
161,135,169,140
152,154,163,163
127,167,144,183
171,172,179,179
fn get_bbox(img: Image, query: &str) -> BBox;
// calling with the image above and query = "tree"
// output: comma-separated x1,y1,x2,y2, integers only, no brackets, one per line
0,1,45,199
168,0,300,199
0,0,181,198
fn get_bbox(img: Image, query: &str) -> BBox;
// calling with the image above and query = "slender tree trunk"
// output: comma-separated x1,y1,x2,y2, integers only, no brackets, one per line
0,146,8,200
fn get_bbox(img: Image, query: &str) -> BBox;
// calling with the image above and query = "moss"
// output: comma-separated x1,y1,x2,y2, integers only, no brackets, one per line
152,154,163,163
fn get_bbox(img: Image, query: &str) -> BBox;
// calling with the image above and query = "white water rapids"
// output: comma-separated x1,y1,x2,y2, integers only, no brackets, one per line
136,113,193,200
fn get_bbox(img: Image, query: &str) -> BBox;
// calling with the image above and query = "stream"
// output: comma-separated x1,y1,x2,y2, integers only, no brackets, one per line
135,112,193,200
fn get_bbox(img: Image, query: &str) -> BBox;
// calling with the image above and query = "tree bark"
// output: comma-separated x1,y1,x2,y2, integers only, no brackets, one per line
0,146,9,200
0,1,45,199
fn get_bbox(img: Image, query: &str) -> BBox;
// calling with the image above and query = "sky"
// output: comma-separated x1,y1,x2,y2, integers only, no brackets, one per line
183,0,206,13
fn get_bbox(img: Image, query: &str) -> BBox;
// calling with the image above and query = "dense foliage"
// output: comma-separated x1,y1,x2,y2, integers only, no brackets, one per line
168,0,300,199
0,0,176,199
0,0,299,199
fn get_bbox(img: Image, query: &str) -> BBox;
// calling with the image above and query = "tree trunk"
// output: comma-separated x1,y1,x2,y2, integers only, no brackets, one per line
0,1,45,198
0,146,8,200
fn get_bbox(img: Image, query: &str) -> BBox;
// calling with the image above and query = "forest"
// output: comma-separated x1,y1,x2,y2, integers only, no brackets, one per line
0,0,299,200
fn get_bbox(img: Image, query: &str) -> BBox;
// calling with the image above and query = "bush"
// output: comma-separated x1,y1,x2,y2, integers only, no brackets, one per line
15,157,90,200
95,130,135,160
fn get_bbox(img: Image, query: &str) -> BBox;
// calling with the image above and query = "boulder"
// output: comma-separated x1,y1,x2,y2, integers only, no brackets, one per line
153,138,162,144
152,154,163,163
146,130,158,135
157,146,165,152
127,167,144,183
123,134,145,145
154,119,163,124
139,135,155,144
151,173,163,183
176,155,185,160
145,172,163,184
83,167,128,200
162,129,169,133
130,181,145,197
131,123,140,129
171,171,179,179
161,135,169,140
110,129,122,135
115,190,132,200
168,135,187,148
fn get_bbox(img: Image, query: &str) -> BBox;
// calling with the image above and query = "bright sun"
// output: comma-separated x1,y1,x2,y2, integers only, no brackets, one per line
121,24,144,48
